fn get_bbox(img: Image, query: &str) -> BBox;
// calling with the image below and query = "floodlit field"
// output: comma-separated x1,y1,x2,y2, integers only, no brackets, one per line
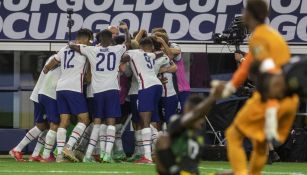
0,158,306,175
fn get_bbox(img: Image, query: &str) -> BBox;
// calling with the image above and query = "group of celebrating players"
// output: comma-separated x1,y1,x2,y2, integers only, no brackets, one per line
8,0,306,175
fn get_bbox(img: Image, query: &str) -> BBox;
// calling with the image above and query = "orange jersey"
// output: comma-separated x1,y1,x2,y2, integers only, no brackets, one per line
231,24,290,88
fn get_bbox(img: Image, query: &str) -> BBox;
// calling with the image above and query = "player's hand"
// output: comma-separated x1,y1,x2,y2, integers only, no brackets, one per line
211,80,236,98
265,107,280,143
210,81,224,100
156,37,165,44
119,21,128,30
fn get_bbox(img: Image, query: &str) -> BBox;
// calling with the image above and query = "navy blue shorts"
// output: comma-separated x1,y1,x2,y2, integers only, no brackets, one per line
138,85,162,122
94,90,121,119
38,94,60,124
130,94,139,123
178,91,190,114
161,95,179,123
87,97,94,119
56,90,88,115
33,101,45,123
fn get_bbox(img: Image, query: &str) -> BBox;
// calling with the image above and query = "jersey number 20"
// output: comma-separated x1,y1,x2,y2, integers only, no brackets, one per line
64,50,75,69
96,52,116,71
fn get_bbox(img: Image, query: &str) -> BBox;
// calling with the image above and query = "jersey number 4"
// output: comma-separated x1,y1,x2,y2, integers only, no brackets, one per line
64,50,75,69
96,52,116,71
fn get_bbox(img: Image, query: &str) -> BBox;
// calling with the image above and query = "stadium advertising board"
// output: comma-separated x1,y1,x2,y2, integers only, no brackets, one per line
0,0,306,43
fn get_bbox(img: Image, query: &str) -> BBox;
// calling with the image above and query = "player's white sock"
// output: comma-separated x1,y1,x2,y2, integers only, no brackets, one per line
15,126,42,152
99,124,107,153
85,124,100,158
76,123,93,152
42,130,56,159
141,127,152,161
151,126,158,152
32,130,47,157
115,124,124,152
66,122,86,150
135,130,142,155
57,128,67,155
93,141,100,155
105,125,116,155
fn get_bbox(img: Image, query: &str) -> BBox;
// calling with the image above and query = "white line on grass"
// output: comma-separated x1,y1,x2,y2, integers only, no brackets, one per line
199,167,304,175
0,170,134,174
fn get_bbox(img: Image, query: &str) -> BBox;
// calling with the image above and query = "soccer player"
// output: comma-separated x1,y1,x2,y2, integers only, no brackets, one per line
43,28,93,162
38,55,61,162
9,55,59,162
214,0,299,174
124,37,164,163
152,29,190,114
155,86,223,175
69,22,131,163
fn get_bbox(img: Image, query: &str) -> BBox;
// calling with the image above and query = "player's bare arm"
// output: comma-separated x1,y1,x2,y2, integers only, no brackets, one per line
156,36,174,59
180,85,223,128
68,43,81,53
159,61,177,74
119,21,131,49
43,56,60,74
134,29,147,44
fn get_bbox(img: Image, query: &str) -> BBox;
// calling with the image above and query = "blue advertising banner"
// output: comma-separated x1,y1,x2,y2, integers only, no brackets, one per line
0,0,306,43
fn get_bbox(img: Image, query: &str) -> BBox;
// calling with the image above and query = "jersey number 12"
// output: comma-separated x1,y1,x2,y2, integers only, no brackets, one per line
64,50,75,69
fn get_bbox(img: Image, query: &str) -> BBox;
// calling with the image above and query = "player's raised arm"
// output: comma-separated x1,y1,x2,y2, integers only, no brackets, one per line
43,55,60,74
159,61,177,74
119,21,131,49
134,29,147,44
180,85,223,128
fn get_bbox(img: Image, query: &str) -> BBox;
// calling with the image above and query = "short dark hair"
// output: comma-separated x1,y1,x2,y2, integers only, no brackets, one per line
139,37,153,48
76,28,93,40
185,94,204,109
246,0,269,23
97,29,113,43
149,36,161,51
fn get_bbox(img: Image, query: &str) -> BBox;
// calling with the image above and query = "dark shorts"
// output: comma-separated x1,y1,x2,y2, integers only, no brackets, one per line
33,101,45,123
87,97,94,119
38,94,60,124
130,94,139,123
161,95,179,123
138,85,162,122
178,91,190,114
93,90,121,119
56,90,88,115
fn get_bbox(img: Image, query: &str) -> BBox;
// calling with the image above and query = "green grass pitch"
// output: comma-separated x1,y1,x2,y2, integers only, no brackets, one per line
0,158,306,175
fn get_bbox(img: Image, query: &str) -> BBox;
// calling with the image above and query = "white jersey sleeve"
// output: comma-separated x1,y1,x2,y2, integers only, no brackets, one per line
38,55,61,100
154,55,170,75
170,43,182,61
30,72,45,103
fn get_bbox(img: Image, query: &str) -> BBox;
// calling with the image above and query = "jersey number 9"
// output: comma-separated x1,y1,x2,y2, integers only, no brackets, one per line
96,52,116,71
144,53,154,69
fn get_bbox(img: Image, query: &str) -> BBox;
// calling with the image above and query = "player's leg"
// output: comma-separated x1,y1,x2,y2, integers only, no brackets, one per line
29,128,47,162
249,140,268,175
99,121,108,160
178,91,190,114
103,90,122,163
63,91,89,162
57,114,70,162
225,125,248,175
10,102,46,161
83,118,101,163
41,122,58,162
155,133,180,175
74,123,93,161
163,95,179,124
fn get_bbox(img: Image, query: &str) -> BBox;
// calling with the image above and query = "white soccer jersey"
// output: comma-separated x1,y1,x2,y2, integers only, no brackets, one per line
30,70,45,103
155,56,177,97
80,44,126,94
170,42,182,61
55,44,87,93
126,49,162,90
38,55,61,100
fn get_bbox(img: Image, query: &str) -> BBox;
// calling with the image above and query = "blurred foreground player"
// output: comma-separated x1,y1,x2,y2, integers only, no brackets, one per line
155,87,223,175
215,0,299,174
